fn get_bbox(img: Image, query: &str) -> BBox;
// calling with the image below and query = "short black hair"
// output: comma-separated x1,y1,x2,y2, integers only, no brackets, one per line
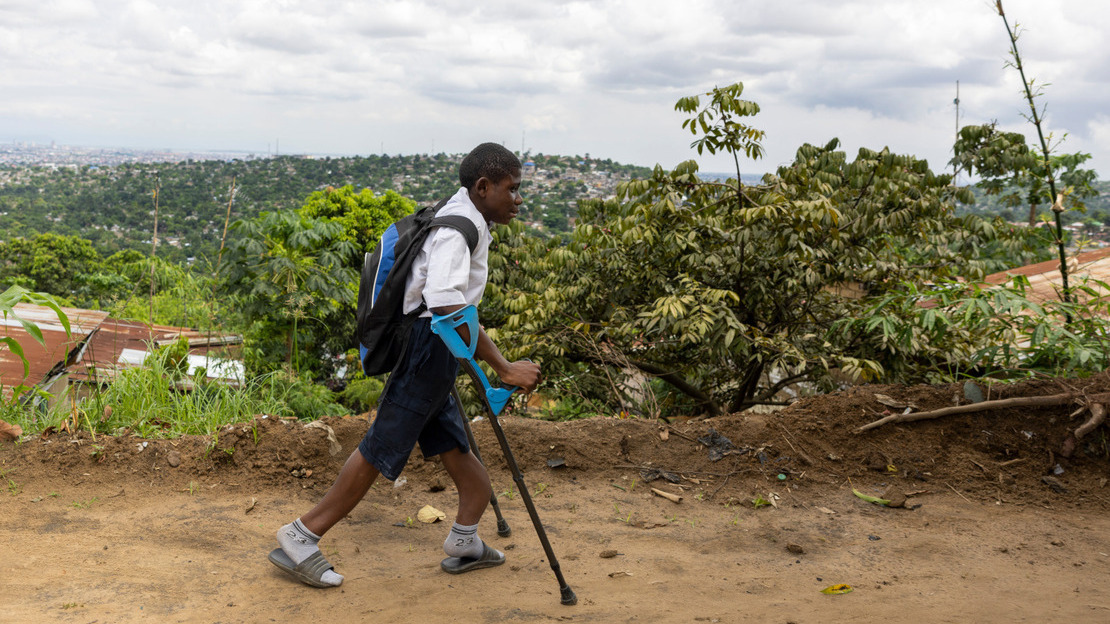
459,142,521,189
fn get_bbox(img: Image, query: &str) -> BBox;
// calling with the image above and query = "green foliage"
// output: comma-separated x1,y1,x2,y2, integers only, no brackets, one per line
675,83,765,174
833,275,1110,382
298,185,414,253
0,153,645,264
954,1,1101,307
338,376,384,413
0,285,70,379
484,82,1036,416
0,384,46,431
146,336,192,379
219,182,436,379
274,372,350,421
0,233,220,326
7,351,347,439
0,233,101,304
219,210,358,376
952,123,1098,224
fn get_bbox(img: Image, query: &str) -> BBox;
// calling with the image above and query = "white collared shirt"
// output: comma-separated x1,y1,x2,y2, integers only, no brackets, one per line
403,187,492,316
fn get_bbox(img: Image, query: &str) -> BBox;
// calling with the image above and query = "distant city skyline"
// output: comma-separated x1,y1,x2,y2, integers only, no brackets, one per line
2,0,1107,178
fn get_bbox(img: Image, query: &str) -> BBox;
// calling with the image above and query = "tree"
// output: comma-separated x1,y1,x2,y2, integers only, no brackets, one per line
951,0,1102,304
952,123,1097,227
297,185,415,253
219,211,358,376
0,233,101,304
218,185,412,377
485,83,1029,417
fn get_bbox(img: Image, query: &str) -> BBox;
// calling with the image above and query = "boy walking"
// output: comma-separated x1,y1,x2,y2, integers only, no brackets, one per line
269,142,540,588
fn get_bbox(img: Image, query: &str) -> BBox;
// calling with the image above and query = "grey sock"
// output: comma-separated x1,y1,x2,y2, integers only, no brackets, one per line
276,519,344,586
444,521,485,559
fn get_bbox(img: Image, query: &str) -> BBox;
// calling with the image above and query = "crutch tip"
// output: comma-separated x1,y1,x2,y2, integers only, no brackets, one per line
560,586,577,606
496,518,512,537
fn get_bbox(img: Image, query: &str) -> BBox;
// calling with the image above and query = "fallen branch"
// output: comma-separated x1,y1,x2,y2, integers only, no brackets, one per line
856,391,1110,433
662,426,700,444
1060,402,1107,458
947,482,973,504
777,424,815,466
651,488,683,503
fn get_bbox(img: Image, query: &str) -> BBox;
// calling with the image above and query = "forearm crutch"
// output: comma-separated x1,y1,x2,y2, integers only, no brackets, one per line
451,385,511,538
431,306,577,606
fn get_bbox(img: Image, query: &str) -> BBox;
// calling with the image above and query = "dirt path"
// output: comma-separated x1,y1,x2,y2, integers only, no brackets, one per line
4,376,1110,623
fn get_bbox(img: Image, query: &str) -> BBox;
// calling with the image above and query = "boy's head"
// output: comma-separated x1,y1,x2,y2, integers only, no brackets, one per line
461,142,523,225
459,142,522,190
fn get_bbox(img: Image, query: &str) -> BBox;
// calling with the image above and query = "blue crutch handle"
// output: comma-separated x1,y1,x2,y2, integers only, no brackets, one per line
430,306,519,416
429,305,480,359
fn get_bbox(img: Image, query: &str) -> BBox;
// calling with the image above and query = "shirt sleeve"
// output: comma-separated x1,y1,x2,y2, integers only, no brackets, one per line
421,227,471,310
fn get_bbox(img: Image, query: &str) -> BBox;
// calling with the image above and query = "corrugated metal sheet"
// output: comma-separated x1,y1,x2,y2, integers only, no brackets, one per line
1,304,242,397
66,317,242,384
0,304,106,393
984,247,1110,305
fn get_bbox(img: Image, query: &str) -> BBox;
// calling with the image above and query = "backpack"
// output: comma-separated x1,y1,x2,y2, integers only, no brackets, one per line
356,197,480,376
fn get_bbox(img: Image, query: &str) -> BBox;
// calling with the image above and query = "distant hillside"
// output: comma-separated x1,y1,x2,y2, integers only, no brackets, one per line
954,180,1110,226
0,153,651,264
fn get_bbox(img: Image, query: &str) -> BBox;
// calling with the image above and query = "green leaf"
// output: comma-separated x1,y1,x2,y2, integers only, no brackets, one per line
0,336,30,377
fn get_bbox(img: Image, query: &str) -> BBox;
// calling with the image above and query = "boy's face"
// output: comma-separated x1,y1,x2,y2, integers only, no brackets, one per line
473,169,523,225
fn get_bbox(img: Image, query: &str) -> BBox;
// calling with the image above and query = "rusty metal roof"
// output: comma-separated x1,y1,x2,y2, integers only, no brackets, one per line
1,303,242,396
0,304,107,393
66,318,242,384
983,246,1110,305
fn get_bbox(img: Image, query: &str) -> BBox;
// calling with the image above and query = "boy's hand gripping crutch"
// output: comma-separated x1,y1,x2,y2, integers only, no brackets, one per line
431,306,577,606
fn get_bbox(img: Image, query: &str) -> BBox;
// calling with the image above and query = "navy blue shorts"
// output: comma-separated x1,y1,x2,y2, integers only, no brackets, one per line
358,318,469,481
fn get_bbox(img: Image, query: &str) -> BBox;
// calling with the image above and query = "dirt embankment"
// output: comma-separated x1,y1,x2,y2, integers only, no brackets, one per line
3,375,1110,622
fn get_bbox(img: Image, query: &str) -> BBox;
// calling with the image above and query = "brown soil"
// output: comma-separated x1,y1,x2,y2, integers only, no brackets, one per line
4,375,1110,623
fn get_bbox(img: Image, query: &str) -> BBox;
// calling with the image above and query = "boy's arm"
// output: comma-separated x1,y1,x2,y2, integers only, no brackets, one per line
430,303,541,393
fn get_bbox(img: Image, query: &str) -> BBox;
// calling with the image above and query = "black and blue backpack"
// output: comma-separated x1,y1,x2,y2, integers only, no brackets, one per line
356,197,479,376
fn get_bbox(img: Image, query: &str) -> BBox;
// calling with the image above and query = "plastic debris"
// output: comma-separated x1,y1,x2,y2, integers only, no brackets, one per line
697,428,735,462
963,380,985,403
640,468,681,483
417,505,446,524
304,420,342,456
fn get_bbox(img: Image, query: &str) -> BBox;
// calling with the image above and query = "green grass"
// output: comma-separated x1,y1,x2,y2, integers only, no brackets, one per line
5,347,350,440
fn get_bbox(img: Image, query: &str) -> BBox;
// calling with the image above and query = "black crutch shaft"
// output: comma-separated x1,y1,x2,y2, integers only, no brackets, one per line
456,361,576,606
485,409,577,606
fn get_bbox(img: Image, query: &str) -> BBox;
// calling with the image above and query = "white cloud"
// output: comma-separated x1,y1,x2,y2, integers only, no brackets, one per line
0,0,1105,176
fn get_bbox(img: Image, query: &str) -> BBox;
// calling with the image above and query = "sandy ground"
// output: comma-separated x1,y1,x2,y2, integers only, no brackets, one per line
4,376,1110,623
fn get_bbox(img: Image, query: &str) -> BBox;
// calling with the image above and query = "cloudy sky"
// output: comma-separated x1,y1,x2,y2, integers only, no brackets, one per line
2,0,1107,177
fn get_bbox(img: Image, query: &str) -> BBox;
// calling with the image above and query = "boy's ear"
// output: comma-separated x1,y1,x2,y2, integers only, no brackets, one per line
473,176,490,197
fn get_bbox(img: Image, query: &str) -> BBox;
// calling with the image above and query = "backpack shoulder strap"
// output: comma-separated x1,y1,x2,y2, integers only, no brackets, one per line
430,215,480,253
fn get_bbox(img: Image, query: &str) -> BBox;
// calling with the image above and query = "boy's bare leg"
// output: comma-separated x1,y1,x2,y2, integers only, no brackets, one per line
440,447,500,561
440,447,492,523
300,449,381,535
273,449,380,587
